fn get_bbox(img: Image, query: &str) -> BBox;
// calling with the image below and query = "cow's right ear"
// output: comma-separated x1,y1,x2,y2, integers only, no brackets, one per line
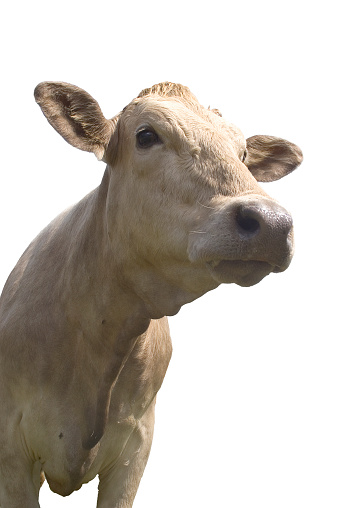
34,82,114,160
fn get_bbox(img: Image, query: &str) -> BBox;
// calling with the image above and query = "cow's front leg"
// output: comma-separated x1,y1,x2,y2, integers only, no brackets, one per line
0,452,41,508
97,402,155,508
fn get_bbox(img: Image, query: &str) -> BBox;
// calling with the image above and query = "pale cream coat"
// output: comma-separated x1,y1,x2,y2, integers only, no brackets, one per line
0,82,302,507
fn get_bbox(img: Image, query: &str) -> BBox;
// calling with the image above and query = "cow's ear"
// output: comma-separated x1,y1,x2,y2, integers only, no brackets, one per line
34,82,114,160
245,135,303,182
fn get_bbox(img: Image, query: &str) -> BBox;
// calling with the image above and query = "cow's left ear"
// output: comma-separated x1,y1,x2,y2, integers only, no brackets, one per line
34,82,114,160
245,135,303,182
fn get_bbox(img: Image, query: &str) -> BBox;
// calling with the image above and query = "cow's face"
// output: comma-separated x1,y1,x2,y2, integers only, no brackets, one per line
34,82,302,316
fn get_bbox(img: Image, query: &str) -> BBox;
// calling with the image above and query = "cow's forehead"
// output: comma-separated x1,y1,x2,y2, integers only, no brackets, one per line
121,95,246,153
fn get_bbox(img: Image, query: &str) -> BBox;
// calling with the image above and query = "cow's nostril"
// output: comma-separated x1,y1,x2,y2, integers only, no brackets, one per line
237,215,260,234
236,208,261,235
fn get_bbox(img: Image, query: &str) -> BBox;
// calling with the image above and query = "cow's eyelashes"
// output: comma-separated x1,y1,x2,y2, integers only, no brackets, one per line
136,128,160,149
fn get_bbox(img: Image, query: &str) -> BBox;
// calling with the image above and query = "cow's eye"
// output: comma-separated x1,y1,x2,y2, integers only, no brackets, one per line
136,128,160,149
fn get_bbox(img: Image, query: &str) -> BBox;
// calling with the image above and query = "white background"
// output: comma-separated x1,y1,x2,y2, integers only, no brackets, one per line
1,1,338,507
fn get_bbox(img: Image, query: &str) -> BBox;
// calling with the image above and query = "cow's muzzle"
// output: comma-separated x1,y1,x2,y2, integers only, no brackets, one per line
188,196,294,287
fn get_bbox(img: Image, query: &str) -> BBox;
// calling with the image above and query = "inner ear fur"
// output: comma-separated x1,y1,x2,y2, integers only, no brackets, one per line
245,135,303,182
34,82,113,160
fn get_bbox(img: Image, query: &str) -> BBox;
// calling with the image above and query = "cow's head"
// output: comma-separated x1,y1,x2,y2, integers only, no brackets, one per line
35,82,302,317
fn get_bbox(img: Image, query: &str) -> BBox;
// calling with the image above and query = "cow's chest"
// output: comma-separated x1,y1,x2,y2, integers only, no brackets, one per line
40,323,172,495
39,364,157,495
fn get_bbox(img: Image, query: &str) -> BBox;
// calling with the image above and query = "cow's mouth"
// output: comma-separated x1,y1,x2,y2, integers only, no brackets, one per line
206,259,280,287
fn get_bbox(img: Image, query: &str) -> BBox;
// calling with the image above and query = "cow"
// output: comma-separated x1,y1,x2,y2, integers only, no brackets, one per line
0,81,302,507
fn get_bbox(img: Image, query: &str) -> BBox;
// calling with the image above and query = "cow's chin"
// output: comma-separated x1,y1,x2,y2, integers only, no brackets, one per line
206,259,276,287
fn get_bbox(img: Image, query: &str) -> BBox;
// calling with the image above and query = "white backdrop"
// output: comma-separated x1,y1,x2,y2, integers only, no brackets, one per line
1,1,338,507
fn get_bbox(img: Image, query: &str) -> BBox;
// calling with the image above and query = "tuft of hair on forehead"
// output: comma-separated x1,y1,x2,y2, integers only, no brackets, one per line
137,82,223,121
137,82,205,112
138,82,195,100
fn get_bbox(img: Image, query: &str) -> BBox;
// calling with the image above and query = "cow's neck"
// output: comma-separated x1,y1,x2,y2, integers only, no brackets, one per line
99,167,218,319
62,164,208,366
